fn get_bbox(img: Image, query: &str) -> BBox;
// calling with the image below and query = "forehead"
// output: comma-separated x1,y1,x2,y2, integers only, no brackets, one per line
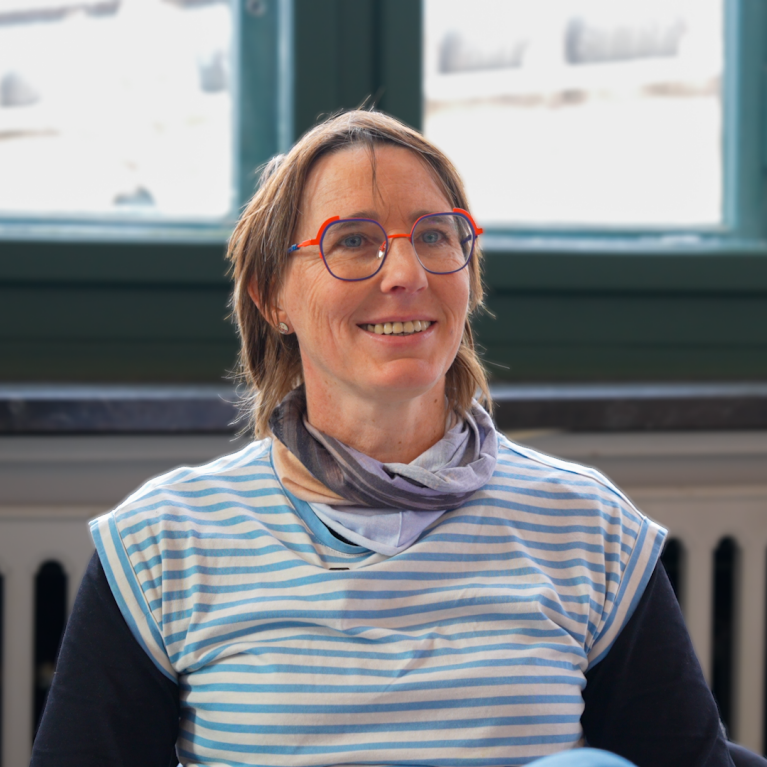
300,144,451,219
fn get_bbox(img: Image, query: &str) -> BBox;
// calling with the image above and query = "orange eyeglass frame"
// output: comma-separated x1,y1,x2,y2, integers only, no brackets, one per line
287,207,484,253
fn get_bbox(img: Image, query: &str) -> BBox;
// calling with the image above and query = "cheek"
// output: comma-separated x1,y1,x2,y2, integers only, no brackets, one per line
446,274,471,325
279,261,320,320
282,263,359,333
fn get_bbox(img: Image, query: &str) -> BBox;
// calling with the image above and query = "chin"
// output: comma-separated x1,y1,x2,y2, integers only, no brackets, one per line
363,362,446,399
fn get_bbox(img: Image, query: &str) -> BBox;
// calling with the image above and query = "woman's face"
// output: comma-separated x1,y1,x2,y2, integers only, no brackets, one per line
275,144,471,408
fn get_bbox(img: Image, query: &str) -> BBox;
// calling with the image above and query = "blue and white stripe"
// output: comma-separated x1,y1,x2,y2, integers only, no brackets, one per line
90,435,666,767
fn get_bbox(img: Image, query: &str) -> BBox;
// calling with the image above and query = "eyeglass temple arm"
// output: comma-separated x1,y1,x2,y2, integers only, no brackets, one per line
288,215,341,253
288,236,320,254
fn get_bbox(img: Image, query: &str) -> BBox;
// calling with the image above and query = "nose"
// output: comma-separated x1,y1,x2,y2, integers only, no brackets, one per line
379,235,428,293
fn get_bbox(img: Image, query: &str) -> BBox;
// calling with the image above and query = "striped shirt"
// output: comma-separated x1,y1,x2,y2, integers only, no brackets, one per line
90,434,666,767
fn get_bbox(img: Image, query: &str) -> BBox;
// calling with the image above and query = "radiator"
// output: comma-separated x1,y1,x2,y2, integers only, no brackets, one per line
636,487,767,750
0,507,95,767
1,432,765,767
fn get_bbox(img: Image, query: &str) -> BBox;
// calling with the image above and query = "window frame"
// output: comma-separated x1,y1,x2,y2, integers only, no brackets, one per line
1,0,766,387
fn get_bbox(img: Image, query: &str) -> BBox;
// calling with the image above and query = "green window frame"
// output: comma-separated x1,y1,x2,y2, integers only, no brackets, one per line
1,0,766,385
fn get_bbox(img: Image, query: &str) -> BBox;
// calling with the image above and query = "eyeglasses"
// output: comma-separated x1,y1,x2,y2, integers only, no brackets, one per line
287,208,484,282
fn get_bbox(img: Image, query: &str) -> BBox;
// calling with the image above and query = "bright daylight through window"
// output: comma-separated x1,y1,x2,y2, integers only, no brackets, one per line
0,0,234,221
423,0,724,229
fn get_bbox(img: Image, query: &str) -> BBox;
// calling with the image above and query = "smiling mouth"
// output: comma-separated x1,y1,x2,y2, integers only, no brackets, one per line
360,320,433,336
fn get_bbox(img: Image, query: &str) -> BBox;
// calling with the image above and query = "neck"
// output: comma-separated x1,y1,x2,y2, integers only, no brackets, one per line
303,380,449,464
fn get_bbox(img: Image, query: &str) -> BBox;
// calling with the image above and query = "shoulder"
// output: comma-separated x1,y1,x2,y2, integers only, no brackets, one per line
488,432,667,570
124,436,274,502
98,437,274,517
492,432,645,522
89,438,280,552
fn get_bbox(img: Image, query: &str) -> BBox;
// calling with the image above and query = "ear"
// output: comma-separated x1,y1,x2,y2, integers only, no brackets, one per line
248,276,290,332
246,277,262,311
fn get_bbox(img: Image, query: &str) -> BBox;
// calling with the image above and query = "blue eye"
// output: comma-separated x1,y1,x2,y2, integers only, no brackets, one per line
421,230,442,244
342,234,364,248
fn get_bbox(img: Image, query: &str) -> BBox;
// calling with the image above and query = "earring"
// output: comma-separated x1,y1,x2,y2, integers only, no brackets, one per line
277,322,290,334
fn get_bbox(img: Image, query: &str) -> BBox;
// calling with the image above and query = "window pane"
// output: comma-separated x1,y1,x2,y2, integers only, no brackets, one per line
0,0,234,220
423,0,724,228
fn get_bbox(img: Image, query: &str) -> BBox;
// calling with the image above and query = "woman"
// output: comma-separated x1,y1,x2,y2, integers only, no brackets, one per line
32,111,737,767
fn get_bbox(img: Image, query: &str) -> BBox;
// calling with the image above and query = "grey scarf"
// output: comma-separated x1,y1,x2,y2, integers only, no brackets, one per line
269,387,498,512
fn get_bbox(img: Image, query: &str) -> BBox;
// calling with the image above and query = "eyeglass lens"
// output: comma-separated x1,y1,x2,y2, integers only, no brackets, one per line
319,213,474,280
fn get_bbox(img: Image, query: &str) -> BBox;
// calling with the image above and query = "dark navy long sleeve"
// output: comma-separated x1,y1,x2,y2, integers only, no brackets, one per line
582,564,734,766
31,552,180,767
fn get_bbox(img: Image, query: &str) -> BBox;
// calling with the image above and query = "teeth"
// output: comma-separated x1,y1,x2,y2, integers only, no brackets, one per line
364,321,432,336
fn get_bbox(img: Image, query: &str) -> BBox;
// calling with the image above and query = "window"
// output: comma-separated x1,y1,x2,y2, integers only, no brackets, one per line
1,0,764,386
0,0,291,241
423,0,766,248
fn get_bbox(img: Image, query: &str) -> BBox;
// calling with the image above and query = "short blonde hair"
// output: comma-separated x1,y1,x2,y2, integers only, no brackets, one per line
227,110,491,438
